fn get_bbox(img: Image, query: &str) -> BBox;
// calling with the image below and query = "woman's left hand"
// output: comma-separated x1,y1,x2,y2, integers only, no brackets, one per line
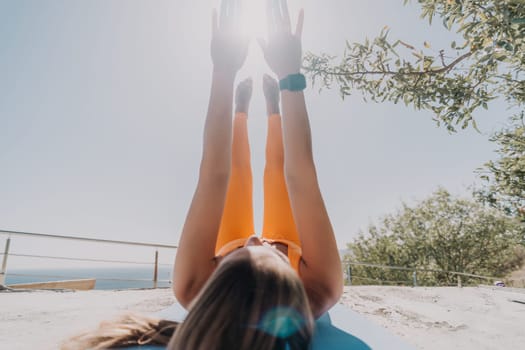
258,0,303,79
211,0,250,75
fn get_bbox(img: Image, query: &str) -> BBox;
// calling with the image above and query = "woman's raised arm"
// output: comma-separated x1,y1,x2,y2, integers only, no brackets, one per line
173,0,249,308
258,0,343,318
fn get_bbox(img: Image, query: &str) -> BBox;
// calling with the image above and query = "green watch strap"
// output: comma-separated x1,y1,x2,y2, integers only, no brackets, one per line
279,73,306,92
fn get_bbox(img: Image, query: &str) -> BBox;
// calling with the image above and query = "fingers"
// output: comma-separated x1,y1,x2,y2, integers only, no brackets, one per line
266,0,275,36
220,0,236,31
233,0,242,32
219,0,245,32
212,9,218,35
295,9,304,38
280,0,291,31
272,0,283,30
234,0,246,30
220,0,228,28
271,0,292,33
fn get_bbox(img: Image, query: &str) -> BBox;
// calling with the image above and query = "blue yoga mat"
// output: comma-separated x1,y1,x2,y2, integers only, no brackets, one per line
124,303,415,349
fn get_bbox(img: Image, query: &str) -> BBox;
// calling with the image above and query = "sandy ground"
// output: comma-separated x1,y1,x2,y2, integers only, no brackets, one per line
342,286,525,350
1,286,524,350
0,288,176,350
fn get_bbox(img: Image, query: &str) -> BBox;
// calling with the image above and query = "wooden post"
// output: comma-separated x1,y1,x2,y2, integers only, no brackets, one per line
457,275,462,288
0,237,11,286
413,270,417,287
347,265,352,286
153,250,159,289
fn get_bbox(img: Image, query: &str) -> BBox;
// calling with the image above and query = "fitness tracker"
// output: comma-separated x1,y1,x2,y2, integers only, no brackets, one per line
279,73,307,92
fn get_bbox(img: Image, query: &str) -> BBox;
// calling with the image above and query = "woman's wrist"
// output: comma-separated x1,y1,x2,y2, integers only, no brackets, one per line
278,70,301,81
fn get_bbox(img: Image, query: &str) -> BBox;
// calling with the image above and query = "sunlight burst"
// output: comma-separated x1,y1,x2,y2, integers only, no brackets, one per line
212,0,267,37
240,0,266,37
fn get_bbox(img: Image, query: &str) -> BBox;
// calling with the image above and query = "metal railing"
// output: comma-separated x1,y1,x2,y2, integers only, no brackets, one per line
344,261,502,287
1,228,514,290
0,229,177,289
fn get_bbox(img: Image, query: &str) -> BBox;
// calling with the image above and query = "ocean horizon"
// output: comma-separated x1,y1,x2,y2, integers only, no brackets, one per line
4,266,172,290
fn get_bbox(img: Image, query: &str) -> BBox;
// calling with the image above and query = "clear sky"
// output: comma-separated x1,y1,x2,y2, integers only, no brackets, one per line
0,0,511,269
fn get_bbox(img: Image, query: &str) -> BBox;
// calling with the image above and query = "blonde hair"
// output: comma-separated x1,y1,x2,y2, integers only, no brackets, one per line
61,313,178,349
170,250,314,349
62,249,314,349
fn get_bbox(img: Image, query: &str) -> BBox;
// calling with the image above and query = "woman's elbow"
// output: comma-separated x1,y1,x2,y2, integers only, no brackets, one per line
324,277,344,309
330,278,344,304
307,278,344,319
173,278,197,309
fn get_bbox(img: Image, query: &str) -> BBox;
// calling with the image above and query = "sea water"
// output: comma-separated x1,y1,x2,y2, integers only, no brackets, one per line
4,266,172,290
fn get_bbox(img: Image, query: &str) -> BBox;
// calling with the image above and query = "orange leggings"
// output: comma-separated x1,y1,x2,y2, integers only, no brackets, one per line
214,113,302,271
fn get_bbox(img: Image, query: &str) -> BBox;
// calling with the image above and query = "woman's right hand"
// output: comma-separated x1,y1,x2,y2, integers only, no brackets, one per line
258,0,304,79
211,0,249,75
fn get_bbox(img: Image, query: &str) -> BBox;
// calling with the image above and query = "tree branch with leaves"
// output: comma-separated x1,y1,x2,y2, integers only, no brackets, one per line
476,112,525,220
304,0,524,132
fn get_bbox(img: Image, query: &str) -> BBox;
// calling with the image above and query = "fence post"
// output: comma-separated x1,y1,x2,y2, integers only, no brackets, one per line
153,250,159,289
347,264,352,286
457,275,462,288
0,237,11,286
413,270,417,287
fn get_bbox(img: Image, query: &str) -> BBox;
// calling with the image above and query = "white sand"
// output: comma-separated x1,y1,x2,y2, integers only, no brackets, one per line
342,286,525,350
1,286,524,349
0,288,175,350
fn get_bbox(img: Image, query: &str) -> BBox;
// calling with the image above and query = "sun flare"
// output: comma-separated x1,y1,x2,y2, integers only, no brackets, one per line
240,0,267,37
212,0,267,37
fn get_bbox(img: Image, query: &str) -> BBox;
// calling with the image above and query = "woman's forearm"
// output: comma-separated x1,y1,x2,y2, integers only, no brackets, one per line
173,70,236,306
280,91,313,176
173,0,249,307
200,70,236,176
281,90,343,316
